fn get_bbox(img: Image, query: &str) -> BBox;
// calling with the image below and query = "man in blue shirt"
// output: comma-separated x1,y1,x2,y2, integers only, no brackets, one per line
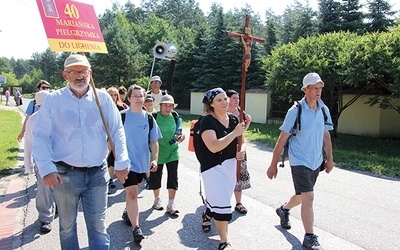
32,54,130,249
267,73,334,250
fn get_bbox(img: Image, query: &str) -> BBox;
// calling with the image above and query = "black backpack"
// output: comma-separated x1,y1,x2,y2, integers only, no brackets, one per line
279,101,330,168
190,116,205,162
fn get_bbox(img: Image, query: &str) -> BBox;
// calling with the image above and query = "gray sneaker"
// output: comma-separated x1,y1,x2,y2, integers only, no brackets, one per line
133,226,144,243
153,197,164,210
166,203,179,215
303,234,323,250
276,206,291,229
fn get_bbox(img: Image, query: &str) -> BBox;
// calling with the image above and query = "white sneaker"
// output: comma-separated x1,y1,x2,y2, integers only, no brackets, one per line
166,203,179,215
153,197,164,210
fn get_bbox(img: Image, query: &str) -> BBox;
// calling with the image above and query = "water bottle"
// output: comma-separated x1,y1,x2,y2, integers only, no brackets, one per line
169,116,182,145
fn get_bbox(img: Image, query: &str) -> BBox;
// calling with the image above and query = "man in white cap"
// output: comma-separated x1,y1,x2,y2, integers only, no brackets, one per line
24,90,55,233
32,54,130,249
267,72,334,250
147,75,167,111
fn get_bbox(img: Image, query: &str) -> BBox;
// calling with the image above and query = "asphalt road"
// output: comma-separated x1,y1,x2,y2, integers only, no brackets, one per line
12,98,400,249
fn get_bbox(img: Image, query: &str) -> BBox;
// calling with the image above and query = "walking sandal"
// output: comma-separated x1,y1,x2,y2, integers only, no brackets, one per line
202,211,211,232
235,203,248,214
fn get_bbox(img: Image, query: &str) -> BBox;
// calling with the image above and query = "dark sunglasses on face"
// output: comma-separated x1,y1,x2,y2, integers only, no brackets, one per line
41,86,50,90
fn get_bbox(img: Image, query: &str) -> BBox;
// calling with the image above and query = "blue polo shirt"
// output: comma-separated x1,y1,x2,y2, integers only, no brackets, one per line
280,98,334,170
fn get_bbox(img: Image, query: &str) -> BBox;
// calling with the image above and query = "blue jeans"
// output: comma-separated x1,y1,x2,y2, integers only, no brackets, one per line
53,163,109,250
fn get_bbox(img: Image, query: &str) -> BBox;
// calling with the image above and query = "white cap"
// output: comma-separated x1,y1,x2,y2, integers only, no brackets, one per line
35,90,50,106
302,73,324,90
150,75,162,83
64,54,91,68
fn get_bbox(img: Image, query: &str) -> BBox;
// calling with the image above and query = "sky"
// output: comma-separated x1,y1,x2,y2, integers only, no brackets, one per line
0,0,398,60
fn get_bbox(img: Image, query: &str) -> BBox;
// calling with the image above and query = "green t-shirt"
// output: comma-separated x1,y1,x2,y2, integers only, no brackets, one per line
155,112,179,164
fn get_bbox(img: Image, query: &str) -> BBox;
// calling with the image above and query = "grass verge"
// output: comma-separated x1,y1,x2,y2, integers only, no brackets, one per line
0,110,21,174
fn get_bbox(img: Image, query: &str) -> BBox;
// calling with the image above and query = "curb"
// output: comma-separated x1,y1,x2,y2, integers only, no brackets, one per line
0,101,29,250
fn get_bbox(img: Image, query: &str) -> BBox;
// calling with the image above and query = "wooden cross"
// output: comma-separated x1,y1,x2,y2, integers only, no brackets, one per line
227,15,265,181
226,14,265,115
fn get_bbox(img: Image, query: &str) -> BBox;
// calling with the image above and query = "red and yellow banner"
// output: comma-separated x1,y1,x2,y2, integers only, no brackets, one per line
36,0,108,53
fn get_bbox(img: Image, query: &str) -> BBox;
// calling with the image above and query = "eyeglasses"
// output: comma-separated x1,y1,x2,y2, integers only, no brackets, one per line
66,69,90,77
40,86,50,90
131,95,144,99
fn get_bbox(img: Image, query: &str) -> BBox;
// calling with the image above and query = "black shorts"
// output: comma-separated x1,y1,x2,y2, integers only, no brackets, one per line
149,160,179,190
291,161,323,195
123,171,146,188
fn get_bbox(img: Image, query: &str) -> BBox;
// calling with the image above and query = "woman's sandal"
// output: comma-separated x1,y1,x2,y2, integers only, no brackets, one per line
218,242,232,250
202,211,211,232
235,203,248,214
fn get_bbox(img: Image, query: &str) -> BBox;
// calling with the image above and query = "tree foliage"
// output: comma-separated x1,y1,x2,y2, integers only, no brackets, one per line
263,28,400,136
2,0,399,121
366,0,397,32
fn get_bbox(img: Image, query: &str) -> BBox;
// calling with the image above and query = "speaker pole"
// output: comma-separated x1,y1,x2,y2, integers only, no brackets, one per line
166,59,176,92
148,56,156,92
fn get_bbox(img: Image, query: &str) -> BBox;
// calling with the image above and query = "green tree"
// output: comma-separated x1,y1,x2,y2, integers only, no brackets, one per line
0,57,13,74
318,0,343,33
264,29,400,136
19,68,45,93
280,1,318,43
1,72,18,87
366,0,397,32
9,58,31,79
30,49,62,87
263,9,279,54
341,0,365,33
94,13,147,87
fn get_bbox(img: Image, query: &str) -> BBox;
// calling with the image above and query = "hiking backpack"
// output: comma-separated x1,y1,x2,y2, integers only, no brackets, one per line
188,116,205,162
279,101,330,168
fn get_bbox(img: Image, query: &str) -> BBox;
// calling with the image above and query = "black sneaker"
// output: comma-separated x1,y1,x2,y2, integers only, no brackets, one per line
132,226,144,243
40,222,52,233
276,206,291,229
122,209,132,226
303,234,322,250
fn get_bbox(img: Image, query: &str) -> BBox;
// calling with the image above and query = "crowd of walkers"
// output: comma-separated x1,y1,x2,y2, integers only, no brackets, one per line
20,54,333,250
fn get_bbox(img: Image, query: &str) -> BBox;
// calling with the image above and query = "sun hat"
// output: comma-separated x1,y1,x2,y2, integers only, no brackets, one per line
145,94,155,101
159,94,178,108
302,73,324,90
150,75,162,83
64,54,91,68
35,90,50,106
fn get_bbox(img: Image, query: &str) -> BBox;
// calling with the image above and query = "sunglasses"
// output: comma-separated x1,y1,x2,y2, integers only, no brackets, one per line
40,86,50,90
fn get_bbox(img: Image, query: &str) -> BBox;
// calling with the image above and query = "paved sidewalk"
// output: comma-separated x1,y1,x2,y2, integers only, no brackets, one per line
0,101,27,250
1,99,399,249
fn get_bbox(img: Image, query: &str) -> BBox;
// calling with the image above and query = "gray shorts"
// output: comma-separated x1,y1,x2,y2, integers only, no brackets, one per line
291,161,323,195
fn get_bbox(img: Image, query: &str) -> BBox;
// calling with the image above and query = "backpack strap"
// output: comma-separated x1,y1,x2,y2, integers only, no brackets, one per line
291,101,301,136
321,107,333,126
147,112,154,143
171,111,179,126
120,109,127,124
32,99,36,114
152,111,179,126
